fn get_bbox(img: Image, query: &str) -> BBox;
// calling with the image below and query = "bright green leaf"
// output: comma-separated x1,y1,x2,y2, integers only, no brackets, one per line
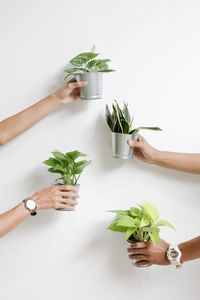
117,215,136,228
157,220,175,230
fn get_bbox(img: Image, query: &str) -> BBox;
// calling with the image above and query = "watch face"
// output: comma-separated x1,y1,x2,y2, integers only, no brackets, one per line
26,199,36,210
170,249,178,259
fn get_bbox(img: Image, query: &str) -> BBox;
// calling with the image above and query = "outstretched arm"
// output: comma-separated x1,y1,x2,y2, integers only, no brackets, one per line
127,236,200,267
129,136,200,174
0,81,86,145
0,185,78,238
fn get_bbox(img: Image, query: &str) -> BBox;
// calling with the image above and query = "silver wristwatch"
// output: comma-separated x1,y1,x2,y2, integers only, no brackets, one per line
23,198,37,216
167,245,182,269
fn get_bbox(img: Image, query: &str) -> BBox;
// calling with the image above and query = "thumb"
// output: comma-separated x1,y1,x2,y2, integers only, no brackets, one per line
128,139,142,148
68,81,87,89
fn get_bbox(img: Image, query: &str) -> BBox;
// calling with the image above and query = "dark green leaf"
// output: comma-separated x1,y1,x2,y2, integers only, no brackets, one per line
52,151,67,161
69,52,99,66
43,158,59,167
105,105,113,130
73,160,92,174
66,150,87,160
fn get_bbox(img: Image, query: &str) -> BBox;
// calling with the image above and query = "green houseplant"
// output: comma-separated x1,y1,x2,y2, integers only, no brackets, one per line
64,46,115,100
105,101,161,159
108,202,175,243
43,150,91,210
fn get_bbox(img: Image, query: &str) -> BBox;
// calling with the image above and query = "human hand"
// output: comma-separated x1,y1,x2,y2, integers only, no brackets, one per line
128,135,159,164
52,81,87,104
32,185,79,211
127,239,170,267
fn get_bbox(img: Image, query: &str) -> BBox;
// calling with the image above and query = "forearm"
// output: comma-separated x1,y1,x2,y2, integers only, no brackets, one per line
0,202,29,238
153,151,200,174
179,236,200,263
0,94,62,145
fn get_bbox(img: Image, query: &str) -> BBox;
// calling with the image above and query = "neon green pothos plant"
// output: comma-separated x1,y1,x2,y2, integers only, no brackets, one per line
43,150,92,185
108,202,175,243
64,46,115,79
105,101,162,134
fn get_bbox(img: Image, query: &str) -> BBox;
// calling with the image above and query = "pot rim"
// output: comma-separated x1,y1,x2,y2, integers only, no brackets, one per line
76,71,104,75
111,131,135,137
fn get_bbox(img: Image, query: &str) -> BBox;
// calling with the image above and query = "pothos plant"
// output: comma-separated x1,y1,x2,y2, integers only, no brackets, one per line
64,46,115,79
108,202,175,243
105,101,162,134
43,150,92,185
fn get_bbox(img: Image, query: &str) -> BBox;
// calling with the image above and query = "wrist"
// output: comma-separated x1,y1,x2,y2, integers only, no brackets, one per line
47,92,64,107
178,243,185,263
31,195,41,210
151,150,163,164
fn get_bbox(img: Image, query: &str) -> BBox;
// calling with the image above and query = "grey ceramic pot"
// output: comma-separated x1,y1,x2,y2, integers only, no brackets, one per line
111,132,136,159
56,184,80,211
76,72,103,100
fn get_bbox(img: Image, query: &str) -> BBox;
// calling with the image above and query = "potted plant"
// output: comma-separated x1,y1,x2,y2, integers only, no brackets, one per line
105,101,162,159
43,150,92,211
107,202,175,243
64,46,115,100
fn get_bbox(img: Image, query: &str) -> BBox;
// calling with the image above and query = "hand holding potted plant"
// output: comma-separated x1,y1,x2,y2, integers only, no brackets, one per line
64,46,115,100
108,202,175,267
43,150,92,211
105,101,161,159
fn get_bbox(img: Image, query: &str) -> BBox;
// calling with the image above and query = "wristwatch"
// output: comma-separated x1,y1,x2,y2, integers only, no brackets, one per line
167,245,182,269
23,198,37,216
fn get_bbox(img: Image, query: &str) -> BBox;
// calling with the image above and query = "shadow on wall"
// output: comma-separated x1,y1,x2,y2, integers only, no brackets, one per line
74,221,135,277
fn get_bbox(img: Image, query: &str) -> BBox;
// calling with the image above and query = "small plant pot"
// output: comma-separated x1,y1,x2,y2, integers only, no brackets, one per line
56,184,80,212
76,72,103,100
111,132,136,159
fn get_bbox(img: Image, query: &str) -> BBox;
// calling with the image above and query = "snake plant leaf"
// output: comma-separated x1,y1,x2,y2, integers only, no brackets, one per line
122,102,132,124
157,220,175,230
121,119,130,134
129,127,162,134
105,105,113,130
99,69,116,72
91,45,96,52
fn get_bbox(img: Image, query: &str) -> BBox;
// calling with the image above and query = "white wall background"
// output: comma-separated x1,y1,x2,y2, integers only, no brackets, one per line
0,1,200,299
